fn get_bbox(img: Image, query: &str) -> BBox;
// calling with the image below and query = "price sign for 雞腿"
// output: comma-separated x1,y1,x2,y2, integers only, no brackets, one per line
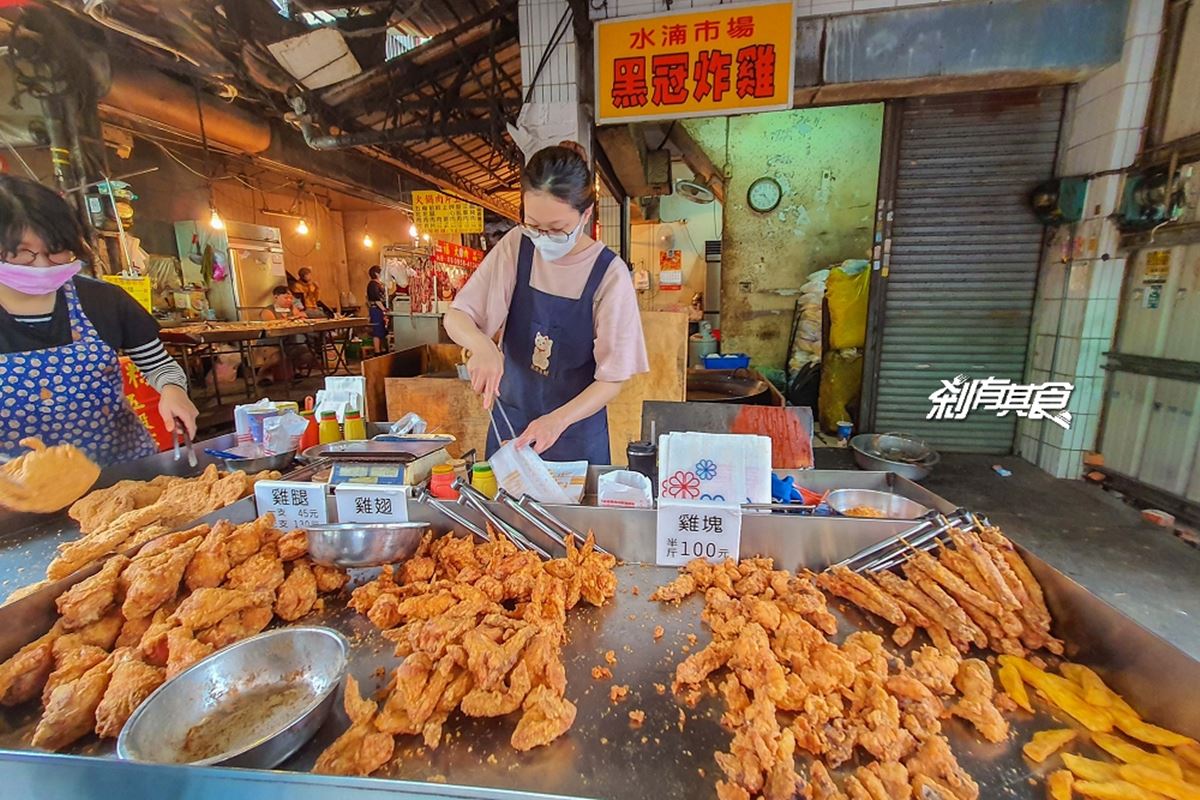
335,485,410,523
254,480,329,531
655,499,741,566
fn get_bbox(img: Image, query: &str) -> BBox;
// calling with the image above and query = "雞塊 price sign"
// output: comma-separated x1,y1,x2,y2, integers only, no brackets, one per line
595,1,795,124
655,499,741,566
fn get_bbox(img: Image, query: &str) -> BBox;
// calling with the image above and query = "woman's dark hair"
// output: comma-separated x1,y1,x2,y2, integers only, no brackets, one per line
0,175,88,258
522,144,595,213
272,285,292,297
368,265,381,279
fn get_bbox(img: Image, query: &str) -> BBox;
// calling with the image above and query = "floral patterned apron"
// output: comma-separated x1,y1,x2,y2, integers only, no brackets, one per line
0,280,157,466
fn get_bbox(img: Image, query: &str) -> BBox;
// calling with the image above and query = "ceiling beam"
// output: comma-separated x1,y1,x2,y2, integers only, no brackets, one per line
320,0,518,110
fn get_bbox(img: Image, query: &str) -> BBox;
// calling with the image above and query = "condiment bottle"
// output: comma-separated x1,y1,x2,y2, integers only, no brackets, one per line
298,409,319,451
626,440,658,498
429,463,458,500
318,410,342,444
471,462,498,499
343,410,367,441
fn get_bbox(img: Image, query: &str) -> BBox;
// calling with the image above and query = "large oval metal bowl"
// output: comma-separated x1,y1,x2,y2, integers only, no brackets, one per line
305,521,430,568
849,433,939,482
117,626,348,768
825,488,930,520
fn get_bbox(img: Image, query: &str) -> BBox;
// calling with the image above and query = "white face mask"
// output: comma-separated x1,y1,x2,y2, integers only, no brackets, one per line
524,215,586,262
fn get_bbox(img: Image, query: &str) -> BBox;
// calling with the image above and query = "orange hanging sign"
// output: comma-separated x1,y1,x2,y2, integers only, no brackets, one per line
595,1,795,124
119,357,174,452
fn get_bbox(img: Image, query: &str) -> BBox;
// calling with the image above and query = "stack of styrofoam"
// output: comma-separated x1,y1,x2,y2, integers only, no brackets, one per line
789,268,829,373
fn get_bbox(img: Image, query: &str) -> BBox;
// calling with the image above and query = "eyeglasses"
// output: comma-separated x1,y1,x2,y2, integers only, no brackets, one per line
3,248,77,266
520,215,584,245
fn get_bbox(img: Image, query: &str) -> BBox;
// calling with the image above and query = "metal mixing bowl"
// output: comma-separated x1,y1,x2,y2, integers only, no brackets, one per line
849,433,939,482
117,626,348,768
305,521,430,568
218,450,296,474
825,488,930,520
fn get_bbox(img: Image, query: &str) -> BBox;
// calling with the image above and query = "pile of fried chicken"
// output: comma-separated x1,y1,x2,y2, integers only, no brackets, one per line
0,514,346,751
20,465,283,583
313,528,617,778
815,526,1061,658
652,550,1021,800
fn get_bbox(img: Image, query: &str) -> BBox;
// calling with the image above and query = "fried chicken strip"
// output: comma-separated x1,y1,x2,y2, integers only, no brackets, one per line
816,566,907,626
32,652,115,751
94,649,165,738
314,676,395,776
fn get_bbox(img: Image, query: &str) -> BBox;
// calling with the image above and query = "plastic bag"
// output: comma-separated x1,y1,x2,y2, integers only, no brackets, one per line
598,470,653,508
389,412,428,435
489,442,570,504
263,411,310,455
826,260,870,351
818,348,863,434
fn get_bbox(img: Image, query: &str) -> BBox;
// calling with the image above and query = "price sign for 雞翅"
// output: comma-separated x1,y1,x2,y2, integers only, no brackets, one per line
655,499,741,566
254,480,329,531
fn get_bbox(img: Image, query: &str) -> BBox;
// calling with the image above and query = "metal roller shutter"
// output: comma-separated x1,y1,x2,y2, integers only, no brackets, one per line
872,89,1065,453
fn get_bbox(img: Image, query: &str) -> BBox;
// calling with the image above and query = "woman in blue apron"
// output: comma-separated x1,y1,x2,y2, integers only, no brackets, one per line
445,144,649,463
0,176,197,466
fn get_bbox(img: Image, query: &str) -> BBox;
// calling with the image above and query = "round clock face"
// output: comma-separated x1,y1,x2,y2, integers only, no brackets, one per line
747,176,783,213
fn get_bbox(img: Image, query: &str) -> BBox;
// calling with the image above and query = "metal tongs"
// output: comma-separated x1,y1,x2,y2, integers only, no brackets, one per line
489,397,517,446
413,488,489,542
833,507,987,574
452,478,551,559
172,424,198,468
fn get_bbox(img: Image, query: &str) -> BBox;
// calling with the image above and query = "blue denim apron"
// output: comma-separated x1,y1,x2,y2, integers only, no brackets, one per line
0,280,157,466
486,236,615,464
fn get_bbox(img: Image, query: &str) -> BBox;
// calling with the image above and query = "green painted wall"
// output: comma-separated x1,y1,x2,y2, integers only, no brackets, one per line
684,104,883,368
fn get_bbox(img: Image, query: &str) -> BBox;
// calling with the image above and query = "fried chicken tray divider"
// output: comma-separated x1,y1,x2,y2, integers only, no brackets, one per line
3,455,1200,800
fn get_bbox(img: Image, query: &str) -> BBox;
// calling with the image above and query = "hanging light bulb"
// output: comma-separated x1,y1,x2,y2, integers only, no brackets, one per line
409,223,419,239
363,232,374,248
209,205,224,230
422,233,431,243
296,218,310,235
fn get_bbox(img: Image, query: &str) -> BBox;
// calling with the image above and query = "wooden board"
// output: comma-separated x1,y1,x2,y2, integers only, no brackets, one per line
641,401,815,469
607,311,688,464
385,376,488,459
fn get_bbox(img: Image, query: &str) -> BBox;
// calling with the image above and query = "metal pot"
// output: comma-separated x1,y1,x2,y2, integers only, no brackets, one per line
686,369,771,404
849,433,939,482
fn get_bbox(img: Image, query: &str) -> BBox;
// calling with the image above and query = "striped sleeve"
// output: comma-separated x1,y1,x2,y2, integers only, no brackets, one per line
124,339,188,393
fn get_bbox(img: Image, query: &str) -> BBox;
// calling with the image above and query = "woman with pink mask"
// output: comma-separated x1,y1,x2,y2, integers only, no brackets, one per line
0,176,197,466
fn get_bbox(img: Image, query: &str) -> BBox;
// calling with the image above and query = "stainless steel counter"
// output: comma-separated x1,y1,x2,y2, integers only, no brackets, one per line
1,450,1198,800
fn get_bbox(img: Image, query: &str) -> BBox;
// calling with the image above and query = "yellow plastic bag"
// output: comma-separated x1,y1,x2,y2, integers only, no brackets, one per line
818,349,863,434
826,260,870,351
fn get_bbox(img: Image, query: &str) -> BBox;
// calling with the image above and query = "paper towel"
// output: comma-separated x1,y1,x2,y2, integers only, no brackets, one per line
657,432,771,504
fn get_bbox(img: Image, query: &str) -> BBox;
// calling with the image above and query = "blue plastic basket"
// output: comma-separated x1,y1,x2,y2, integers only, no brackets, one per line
703,353,751,369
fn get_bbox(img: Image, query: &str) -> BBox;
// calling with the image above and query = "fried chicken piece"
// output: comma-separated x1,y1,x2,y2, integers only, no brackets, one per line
979,540,1063,654
730,623,788,702
950,530,1021,609
58,609,123,652
909,645,960,696
461,661,531,718
651,572,698,603
121,539,202,620
171,587,274,630
949,659,1009,743
906,735,979,800
764,728,805,800
717,783,752,800
94,649,164,738
908,551,1004,620
464,625,536,691
225,543,285,593
673,639,733,693
511,684,576,751
855,679,918,762
184,520,235,591
3,578,51,606
574,532,617,606
911,776,962,800
135,604,179,667
206,471,249,512
225,516,272,566
314,676,395,776
32,652,114,751
43,642,107,706
69,479,164,535
383,650,461,734
806,762,848,800
165,626,214,679
313,564,349,594
939,548,1024,640
902,566,989,650
55,555,129,630
47,525,138,582
195,604,274,648
0,626,60,706
274,560,318,622
873,571,976,653
864,762,911,800
817,567,907,626
0,437,100,514
276,529,309,561
421,665,473,749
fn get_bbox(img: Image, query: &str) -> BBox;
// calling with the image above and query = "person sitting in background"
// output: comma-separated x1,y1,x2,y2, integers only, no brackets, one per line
295,267,333,316
261,286,299,320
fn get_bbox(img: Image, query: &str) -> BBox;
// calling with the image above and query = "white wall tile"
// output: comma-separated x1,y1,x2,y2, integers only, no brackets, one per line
1061,449,1083,479
852,0,897,9
1037,298,1063,336
1033,334,1055,371
1039,263,1066,301
811,0,855,14
1057,336,1082,374
1060,298,1087,339
1068,261,1093,298
1076,65,1123,108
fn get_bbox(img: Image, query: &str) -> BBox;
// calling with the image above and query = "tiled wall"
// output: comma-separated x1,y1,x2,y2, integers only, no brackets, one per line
1019,0,1165,478
520,0,578,104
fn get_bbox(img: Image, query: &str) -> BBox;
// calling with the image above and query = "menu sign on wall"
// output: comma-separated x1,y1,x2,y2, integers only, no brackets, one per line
412,191,484,234
595,1,795,124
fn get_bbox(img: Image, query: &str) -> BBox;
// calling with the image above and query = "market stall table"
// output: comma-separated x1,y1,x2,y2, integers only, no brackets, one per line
1,455,1198,800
